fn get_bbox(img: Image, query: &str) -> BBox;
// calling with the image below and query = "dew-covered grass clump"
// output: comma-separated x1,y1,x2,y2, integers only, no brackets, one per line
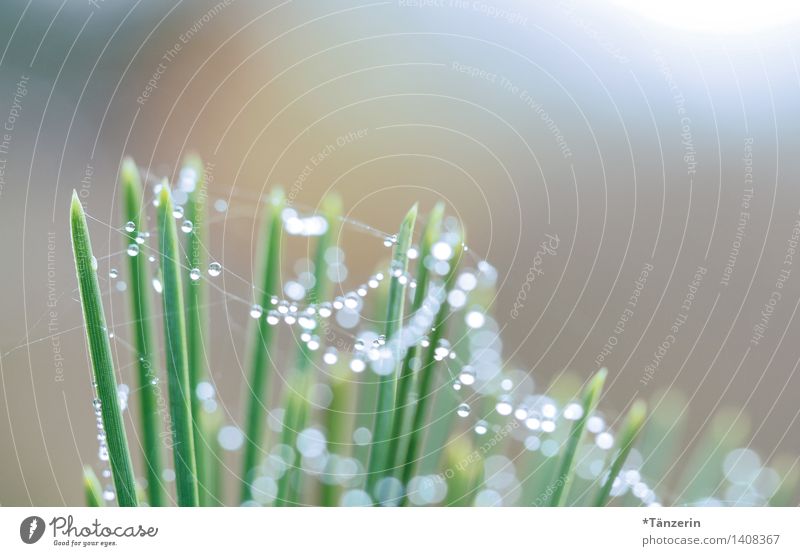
69,156,798,507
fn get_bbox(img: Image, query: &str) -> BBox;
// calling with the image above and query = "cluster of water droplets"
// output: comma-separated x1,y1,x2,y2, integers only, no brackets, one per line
103,172,664,506
90,381,132,503
242,413,367,506
108,174,231,294
687,448,783,506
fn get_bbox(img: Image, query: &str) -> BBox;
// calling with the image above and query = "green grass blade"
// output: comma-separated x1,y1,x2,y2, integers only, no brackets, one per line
350,264,390,467
549,368,607,506
275,373,312,506
156,183,198,506
443,436,483,506
769,456,800,506
367,204,418,498
199,407,224,505
320,362,354,506
387,203,444,476
400,237,463,495
593,400,647,506
241,188,285,503
276,194,341,506
120,158,163,507
181,154,211,506
640,389,687,484
83,466,104,507
70,191,138,507
304,194,341,314
675,408,750,504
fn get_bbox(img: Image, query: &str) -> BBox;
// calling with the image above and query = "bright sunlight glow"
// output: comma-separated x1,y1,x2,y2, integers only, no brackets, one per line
612,0,800,34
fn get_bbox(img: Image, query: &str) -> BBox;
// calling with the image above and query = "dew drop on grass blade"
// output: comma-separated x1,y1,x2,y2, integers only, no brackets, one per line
366,204,417,499
387,203,444,477
120,158,164,506
180,154,214,506
70,191,138,507
276,194,341,506
549,368,607,507
241,188,285,503
594,400,647,506
156,183,199,507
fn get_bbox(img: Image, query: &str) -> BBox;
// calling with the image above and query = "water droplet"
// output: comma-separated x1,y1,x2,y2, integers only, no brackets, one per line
124,221,136,233
117,385,129,411
189,268,201,281
298,315,316,330
447,289,466,308
432,241,453,261
344,293,359,310
102,485,116,501
90,256,98,271
135,232,146,245
196,381,215,401
457,403,471,417
152,278,163,294
383,234,397,247
495,397,513,416
284,281,306,301
407,247,419,259
109,268,118,279
150,377,159,386
250,304,263,319
465,311,485,329
354,339,365,351
587,415,605,433
181,220,194,233
266,310,280,326
596,432,614,450
350,358,366,373
173,205,184,219
458,366,476,386
208,262,222,277
563,402,584,421
218,426,244,451
474,420,488,435
433,339,451,361
127,244,140,257
318,303,332,318
323,348,338,365
390,260,403,278
457,272,478,291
